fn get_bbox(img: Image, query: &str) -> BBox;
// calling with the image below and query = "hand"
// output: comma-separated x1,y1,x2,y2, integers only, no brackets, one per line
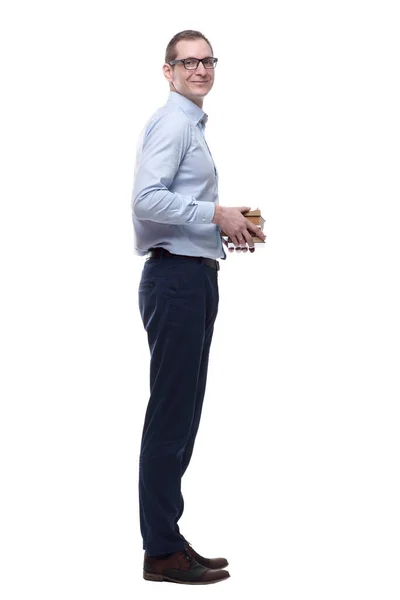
212,205,266,252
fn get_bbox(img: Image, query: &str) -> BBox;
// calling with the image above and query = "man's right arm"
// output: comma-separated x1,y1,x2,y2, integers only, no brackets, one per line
132,113,215,225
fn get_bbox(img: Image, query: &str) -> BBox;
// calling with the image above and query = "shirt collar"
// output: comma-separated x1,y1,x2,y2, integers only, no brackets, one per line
167,91,208,127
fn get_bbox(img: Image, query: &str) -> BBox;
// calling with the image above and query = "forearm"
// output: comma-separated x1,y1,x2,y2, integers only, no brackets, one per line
133,188,215,225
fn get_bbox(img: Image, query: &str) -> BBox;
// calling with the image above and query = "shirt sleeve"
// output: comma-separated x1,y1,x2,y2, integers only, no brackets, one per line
131,113,215,224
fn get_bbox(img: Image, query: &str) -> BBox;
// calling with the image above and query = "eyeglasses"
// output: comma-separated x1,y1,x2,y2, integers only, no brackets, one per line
168,57,218,70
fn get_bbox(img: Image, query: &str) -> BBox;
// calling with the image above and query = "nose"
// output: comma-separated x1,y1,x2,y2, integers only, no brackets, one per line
195,61,207,74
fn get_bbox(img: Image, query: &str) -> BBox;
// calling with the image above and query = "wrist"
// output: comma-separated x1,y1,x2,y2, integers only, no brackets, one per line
212,204,222,225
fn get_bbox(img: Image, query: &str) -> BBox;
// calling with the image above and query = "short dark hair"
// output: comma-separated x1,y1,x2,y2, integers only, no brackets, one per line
165,30,214,64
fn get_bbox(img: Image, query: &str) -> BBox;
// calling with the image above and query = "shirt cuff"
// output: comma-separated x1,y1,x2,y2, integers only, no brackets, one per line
191,200,215,224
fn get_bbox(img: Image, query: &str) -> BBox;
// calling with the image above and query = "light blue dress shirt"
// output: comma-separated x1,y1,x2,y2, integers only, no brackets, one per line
131,91,226,260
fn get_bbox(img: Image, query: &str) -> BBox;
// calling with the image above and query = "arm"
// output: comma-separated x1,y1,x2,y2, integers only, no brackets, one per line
132,113,215,225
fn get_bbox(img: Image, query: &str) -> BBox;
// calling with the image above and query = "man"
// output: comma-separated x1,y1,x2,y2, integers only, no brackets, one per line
131,30,266,585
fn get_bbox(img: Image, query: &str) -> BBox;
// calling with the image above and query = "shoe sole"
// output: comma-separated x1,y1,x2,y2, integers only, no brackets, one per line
143,571,230,585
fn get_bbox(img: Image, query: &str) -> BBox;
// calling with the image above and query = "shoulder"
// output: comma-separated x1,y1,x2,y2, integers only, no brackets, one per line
144,105,193,140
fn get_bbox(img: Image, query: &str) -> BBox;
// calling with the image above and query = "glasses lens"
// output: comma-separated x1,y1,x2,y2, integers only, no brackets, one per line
184,59,198,70
203,58,217,69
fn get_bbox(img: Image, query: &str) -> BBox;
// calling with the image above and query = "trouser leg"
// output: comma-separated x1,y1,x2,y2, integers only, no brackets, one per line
138,259,218,556
174,265,219,533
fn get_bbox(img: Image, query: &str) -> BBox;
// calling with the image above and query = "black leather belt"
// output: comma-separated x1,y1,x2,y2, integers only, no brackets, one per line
147,248,220,271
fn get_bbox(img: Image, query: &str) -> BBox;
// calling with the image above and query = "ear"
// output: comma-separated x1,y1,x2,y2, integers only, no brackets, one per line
162,63,172,82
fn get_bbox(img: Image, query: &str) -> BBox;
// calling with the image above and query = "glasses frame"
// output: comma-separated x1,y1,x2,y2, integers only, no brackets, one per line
168,57,218,70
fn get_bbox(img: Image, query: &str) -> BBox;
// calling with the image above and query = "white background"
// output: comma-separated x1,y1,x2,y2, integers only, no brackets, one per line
1,1,399,598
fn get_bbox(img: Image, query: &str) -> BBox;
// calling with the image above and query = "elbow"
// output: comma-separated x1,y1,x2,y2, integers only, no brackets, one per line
132,193,150,220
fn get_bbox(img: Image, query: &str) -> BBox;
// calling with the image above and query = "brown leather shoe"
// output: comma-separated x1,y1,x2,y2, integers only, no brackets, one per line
143,550,230,585
185,541,229,569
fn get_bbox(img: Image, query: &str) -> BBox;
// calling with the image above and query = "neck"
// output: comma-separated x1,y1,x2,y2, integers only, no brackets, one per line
170,85,203,109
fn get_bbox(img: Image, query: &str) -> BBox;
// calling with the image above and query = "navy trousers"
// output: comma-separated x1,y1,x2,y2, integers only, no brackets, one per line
138,254,219,556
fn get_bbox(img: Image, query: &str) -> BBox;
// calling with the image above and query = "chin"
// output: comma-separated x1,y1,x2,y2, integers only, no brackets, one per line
191,86,211,96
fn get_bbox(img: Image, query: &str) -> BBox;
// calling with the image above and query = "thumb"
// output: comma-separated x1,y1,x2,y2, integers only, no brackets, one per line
238,206,251,213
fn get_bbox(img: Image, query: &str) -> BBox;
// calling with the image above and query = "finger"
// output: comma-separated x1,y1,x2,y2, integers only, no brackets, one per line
238,206,251,214
250,225,266,242
237,231,250,253
231,235,242,251
237,234,248,250
243,229,254,250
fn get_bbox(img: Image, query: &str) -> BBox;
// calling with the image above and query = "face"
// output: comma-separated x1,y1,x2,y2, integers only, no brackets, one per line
163,38,216,107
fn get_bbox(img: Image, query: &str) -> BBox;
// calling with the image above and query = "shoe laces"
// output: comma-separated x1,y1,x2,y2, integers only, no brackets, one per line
185,541,194,555
180,550,193,564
